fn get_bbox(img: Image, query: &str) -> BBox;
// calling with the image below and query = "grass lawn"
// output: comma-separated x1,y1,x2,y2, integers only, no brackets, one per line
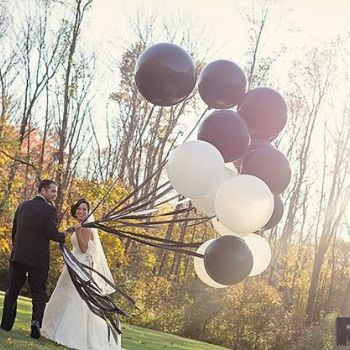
0,291,228,349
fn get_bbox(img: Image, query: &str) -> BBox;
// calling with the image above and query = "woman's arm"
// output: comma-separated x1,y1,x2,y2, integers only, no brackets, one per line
76,227,92,253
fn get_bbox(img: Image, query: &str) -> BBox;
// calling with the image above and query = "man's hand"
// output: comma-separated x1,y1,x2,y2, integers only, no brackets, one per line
65,226,75,234
66,223,82,234
73,223,82,231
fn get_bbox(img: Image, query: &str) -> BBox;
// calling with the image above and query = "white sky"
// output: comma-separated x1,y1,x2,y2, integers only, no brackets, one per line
82,0,350,146
85,0,350,95
88,0,350,51
4,0,349,236
81,0,350,239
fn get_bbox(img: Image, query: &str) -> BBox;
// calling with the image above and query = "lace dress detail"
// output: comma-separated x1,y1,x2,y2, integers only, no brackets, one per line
41,233,121,350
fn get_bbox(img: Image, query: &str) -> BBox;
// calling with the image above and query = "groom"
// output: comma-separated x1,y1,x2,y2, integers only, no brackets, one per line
1,179,69,339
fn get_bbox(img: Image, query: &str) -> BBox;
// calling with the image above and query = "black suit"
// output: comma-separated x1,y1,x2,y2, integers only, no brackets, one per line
1,196,65,331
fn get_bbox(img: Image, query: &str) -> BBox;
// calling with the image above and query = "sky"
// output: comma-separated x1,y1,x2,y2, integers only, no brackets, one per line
88,0,350,55
81,0,350,146
85,0,350,97
4,0,350,236
78,0,350,238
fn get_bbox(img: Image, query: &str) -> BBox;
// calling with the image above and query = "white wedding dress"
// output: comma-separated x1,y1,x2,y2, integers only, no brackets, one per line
41,231,121,350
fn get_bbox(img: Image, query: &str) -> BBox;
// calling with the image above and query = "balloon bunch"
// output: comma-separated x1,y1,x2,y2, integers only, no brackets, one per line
60,43,288,340
134,43,290,287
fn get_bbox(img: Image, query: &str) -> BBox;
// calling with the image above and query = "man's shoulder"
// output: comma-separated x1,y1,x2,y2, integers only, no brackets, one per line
17,199,33,209
46,204,57,213
22,197,56,211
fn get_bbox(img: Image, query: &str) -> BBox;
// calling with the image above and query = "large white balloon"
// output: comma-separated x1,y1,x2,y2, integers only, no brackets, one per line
166,140,225,198
215,174,274,234
192,195,216,217
191,168,234,216
244,234,272,276
193,239,228,288
211,217,248,237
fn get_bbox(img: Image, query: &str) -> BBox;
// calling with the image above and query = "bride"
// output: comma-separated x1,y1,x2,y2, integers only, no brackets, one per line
41,198,121,350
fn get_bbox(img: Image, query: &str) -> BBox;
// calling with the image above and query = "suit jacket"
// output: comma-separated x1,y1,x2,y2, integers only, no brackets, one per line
10,196,65,270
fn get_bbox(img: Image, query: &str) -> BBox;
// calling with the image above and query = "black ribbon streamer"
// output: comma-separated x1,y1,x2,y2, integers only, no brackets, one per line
59,243,138,344
60,106,212,345
60,180,209,345
86,222,205,258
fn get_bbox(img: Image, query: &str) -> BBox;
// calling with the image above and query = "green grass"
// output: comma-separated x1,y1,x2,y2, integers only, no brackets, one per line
0,291,227,349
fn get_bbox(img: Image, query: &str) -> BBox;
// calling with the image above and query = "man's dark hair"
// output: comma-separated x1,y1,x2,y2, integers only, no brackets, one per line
38,179,57,192
70,198,90,218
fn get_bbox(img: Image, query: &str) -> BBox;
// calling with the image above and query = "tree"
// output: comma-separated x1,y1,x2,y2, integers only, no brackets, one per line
54,0,94,219
305,102,350,323
0,0,70,213
241,0,288,89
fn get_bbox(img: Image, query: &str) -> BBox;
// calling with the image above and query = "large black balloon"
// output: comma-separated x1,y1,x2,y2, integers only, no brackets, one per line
263,195,284,230
233,140,274,170
198,60,246,109
238,87,287,140
134,43,196,106
240,146,291,194
249,140,274,151
197,110,250,162
204,236,253,285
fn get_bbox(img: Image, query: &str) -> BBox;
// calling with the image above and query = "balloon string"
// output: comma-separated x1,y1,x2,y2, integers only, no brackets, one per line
82,105,210,261
95,104,209,221
90,223,205,258
183,106,210,143
161,106,210,164
102,168,168,220
84,105,156,222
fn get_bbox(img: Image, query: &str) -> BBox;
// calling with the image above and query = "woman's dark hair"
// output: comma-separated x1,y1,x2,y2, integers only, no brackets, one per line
70,198,90,218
